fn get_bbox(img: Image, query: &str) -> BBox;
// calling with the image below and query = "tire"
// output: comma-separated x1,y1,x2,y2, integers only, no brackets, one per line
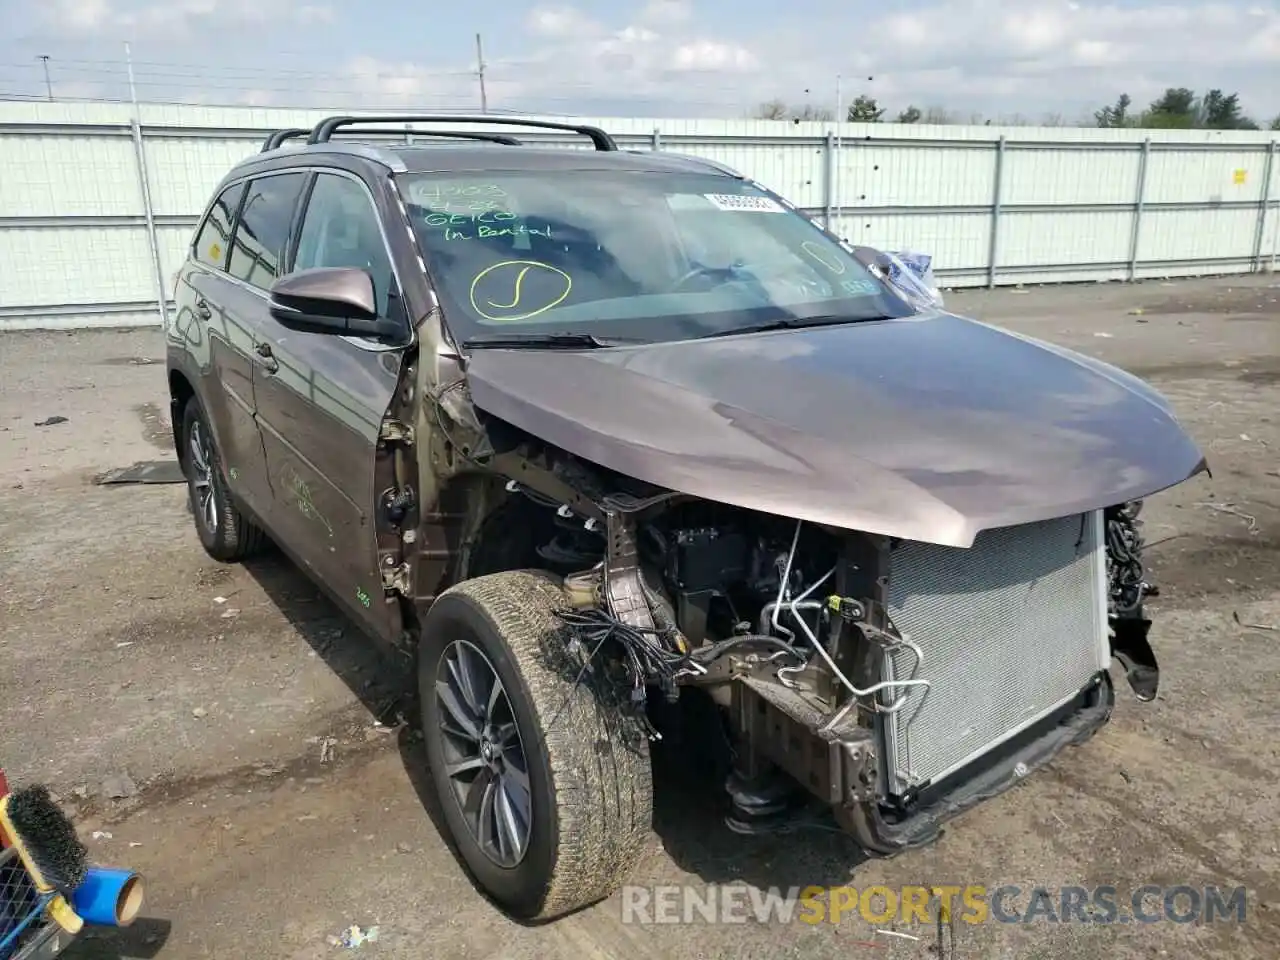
180,396,268,563
419,570,654,922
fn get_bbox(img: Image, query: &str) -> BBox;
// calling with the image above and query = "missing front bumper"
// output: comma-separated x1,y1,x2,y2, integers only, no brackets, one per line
730,671,1115,855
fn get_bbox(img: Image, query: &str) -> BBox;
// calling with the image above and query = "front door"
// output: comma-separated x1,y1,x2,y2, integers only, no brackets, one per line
251,169,409,641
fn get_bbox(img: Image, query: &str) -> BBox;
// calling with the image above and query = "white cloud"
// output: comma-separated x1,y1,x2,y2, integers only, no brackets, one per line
28,0,1280,123
50,0,112,30
338,55,486,109
843,0,1279,119
640,0,693,25
47,0,332,36
670,41,755,73
527,5,601,38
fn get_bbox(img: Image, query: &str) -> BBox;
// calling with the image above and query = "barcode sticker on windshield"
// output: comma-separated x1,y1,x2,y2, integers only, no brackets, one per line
704,193,785,213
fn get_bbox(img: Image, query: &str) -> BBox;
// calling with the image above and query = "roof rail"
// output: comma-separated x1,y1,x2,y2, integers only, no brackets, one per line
261,128,311,152
261,127,523,154
306,115,618,151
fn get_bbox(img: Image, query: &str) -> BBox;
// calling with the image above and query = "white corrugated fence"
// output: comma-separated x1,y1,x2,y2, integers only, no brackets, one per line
0,100,1277,330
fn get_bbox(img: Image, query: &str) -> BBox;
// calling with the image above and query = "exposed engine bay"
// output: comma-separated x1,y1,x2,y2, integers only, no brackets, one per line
456,448,1159,849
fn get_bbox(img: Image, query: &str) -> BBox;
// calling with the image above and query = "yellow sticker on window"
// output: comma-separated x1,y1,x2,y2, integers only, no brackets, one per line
1233,169,1247,185
209,242,222,261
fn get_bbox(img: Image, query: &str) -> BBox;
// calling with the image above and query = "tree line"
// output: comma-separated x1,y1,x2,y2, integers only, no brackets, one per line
752,88,1280,130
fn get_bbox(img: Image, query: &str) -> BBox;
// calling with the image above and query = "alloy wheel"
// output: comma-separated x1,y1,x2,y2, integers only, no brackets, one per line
434,639,533,868
188,420,218,534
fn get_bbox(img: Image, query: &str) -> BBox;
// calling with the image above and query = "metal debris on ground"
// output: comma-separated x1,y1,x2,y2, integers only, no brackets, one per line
94,459,187,485
876,929,920,941
1232,611,1277,631
1195,501,1259,534
328,925,380,949
34,415,68,427
319,737,337,763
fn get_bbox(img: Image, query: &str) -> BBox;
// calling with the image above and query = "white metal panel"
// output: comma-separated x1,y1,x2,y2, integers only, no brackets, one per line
835,143,995,208
1143,149,1270,204
0,134,141,217
0,226,155,307
999,210,1132,267
1137,208,1259,263
1133,261,1254,280
997,266,1132,286
1002,147,1141,206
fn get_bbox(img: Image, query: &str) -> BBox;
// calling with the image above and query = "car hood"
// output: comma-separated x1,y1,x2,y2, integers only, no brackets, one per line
463,312,1207,547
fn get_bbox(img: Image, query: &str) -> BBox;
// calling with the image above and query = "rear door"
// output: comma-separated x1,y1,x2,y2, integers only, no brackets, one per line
173,179,273,513
251,168,410,641
215,170,311,512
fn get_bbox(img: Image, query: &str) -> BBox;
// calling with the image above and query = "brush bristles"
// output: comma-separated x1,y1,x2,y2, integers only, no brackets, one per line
4,785,88,893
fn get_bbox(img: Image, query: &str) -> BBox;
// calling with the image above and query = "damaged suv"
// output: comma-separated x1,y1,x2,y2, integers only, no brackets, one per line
166,115,1206,921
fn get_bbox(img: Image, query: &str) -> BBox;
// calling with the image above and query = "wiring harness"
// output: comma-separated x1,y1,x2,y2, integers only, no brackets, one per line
1106,501,1155,616
550,604,809,739
553,607,695,701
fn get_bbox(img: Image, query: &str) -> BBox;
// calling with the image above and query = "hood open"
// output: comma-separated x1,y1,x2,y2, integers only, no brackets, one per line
463,313,1207,548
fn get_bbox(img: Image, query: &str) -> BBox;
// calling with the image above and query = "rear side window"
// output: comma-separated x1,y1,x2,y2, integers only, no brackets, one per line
192,182,245,270
228,172,308,290
292,173,396,317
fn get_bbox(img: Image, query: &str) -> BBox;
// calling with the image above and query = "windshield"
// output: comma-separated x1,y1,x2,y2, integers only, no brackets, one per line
399,169,914,344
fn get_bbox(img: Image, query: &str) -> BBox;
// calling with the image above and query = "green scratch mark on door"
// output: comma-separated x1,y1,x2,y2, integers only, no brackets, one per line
280,464,334,538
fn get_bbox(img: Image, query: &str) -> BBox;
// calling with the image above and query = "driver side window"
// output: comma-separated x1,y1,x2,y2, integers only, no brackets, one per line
293,173,396,317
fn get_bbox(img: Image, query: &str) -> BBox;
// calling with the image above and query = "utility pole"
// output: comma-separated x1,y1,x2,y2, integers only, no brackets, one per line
37,55,52,100
833,74,842,232
475,33,488,113
124,41,139,113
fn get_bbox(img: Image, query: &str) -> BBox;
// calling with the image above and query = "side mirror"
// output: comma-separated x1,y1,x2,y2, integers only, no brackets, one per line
268,267,403,340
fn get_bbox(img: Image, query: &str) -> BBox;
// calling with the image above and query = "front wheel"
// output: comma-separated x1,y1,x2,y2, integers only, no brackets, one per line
419,570,654,921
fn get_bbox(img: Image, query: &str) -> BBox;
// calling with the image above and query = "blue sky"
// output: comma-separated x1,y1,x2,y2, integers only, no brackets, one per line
1,0,1277,122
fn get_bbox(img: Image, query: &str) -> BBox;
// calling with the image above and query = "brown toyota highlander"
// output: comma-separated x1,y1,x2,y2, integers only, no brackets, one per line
166,114,1207,922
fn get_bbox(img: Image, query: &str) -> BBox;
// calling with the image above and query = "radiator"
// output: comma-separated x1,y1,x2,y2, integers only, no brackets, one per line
881,510,1109,797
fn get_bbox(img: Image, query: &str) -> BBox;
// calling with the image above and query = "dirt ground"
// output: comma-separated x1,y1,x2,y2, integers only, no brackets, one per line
1,274,1277,960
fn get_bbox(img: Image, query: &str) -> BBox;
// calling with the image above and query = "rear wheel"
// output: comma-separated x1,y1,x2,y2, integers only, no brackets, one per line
180,397,267,563
419,570,653,921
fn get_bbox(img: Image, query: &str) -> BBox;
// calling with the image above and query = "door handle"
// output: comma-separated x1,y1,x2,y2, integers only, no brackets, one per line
194,297,211,320
255,342,279,375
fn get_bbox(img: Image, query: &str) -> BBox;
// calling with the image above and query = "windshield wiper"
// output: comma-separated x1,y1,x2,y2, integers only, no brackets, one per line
461,332,641,350
695,314,891,339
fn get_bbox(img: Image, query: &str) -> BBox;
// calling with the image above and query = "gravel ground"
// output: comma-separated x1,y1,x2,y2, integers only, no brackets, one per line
1,274,1278,960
